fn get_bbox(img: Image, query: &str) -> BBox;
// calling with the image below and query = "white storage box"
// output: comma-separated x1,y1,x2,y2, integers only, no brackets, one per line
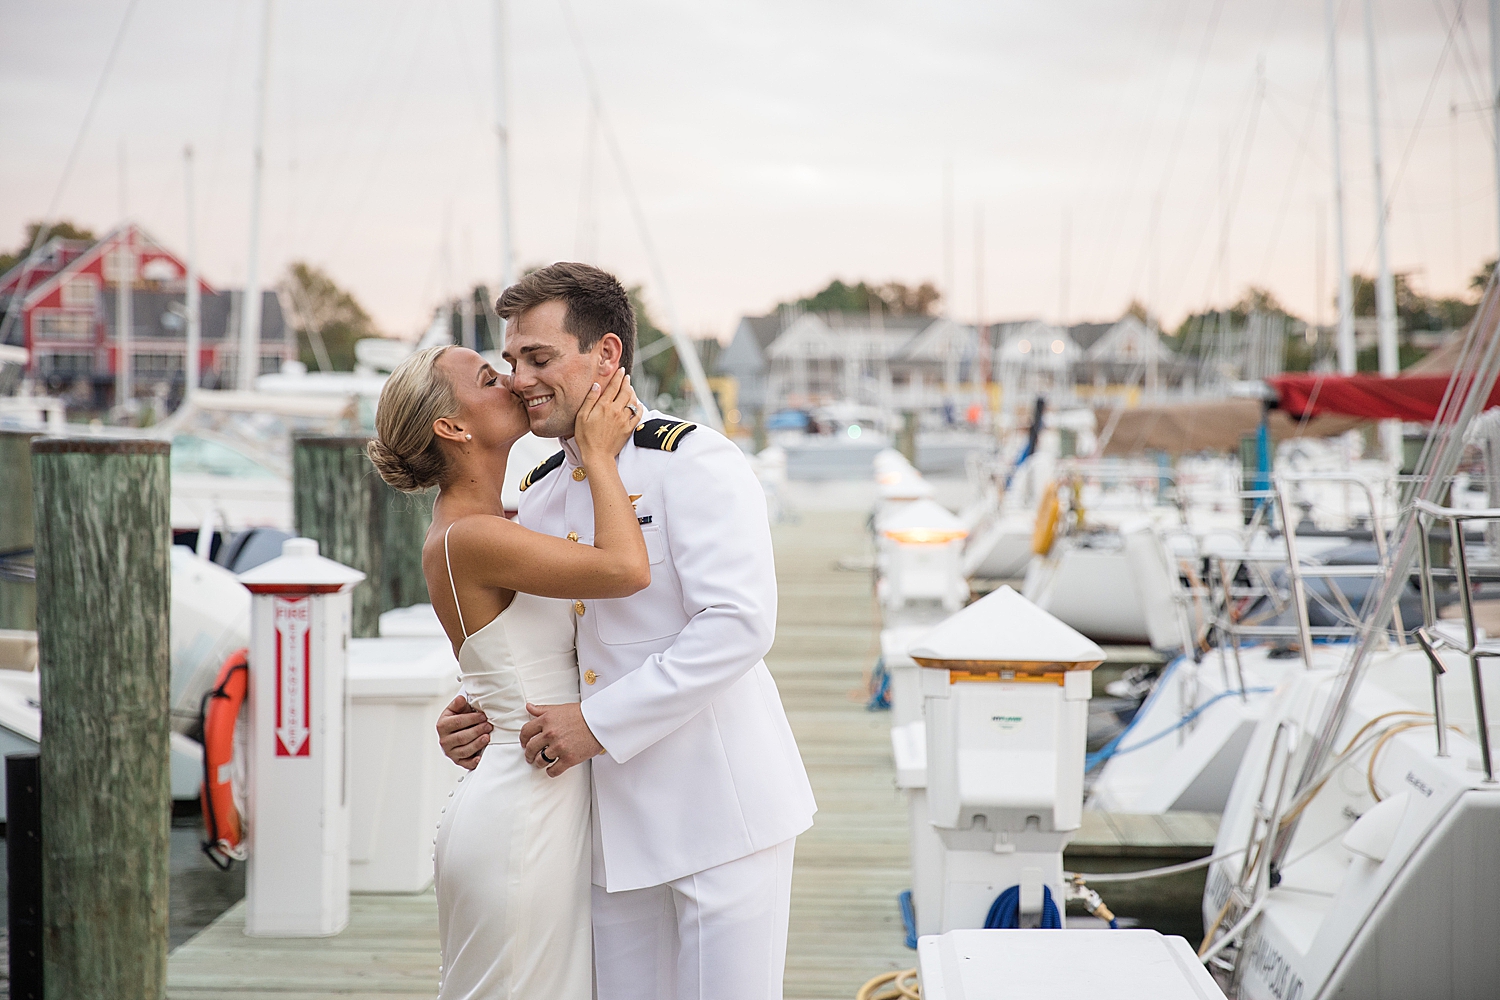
347,634,462,893
378,603,445,637
917,929,1226,999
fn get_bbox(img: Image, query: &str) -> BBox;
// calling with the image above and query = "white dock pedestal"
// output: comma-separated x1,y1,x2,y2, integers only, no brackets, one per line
917,929,1227,1000
347,634,461,893
239,538,364,937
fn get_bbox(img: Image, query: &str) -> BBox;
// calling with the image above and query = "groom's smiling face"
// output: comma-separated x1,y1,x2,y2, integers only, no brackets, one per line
503,299,624,440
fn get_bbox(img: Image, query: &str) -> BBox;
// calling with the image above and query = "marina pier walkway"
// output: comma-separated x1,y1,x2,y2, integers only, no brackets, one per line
165,506,1216,997
167,507,911,999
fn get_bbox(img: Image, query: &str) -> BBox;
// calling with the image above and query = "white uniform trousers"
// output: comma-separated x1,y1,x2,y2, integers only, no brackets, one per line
592,838,796,1000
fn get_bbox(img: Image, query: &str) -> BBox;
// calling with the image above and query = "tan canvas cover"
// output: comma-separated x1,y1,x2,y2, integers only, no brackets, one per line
1096,398,1362,457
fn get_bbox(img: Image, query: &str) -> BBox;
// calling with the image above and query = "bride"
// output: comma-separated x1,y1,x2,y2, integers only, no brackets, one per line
367,346,646,1000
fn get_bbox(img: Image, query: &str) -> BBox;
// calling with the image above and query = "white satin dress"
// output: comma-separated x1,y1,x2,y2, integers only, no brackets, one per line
434,525,593,1000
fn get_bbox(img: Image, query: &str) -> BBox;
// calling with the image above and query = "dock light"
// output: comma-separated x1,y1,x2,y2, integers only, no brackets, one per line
848,424,862,439
1051,340,1065,354
877,499,970,615
909,585,1104,933
1018,340,1031,353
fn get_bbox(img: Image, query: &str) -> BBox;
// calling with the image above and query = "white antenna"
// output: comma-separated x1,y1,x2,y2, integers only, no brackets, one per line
239,0,273,390
1058,210,1070,327
184,146,201,402
493,0,516,295
1324,0,1356,375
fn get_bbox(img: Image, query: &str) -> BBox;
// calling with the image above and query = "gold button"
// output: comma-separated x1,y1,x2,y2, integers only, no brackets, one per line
584,669,597,685
572,467,587,481
636,423,645,431
567,531,579,542
574,600,585,616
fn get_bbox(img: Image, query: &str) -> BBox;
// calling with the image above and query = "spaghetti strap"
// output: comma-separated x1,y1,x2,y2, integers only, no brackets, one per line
443,522,468,639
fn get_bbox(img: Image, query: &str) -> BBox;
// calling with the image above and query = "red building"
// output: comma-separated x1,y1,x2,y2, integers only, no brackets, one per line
0,222,290,407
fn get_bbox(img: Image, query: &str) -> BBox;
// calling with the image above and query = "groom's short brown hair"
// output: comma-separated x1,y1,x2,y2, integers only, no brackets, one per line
495,262,638,373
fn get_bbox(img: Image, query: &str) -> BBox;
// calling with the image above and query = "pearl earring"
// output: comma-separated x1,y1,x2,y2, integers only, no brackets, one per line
465,433,473,441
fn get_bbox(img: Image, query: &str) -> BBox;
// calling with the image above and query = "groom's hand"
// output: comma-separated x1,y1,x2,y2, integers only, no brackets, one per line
521,703,604,777
436,695,492,771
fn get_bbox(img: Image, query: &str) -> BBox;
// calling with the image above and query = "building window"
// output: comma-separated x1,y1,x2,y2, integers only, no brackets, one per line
33,310,94,341
259,355,281,375
61,275,98,310
35,351,93,377
134,353,185,378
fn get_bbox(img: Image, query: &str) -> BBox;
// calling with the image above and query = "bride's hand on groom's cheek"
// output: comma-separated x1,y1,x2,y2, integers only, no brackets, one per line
437,695,492,771
521,702,605,777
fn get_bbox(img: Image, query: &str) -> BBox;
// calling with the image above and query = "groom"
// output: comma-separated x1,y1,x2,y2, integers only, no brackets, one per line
435,262,816,1000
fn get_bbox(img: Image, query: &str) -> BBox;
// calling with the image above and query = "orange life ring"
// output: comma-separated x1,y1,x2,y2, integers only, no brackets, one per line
1032,482,1061,555
199,649,249,869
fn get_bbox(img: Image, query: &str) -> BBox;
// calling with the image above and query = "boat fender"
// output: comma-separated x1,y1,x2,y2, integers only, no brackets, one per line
1032,482,1061,556
199,648,249,870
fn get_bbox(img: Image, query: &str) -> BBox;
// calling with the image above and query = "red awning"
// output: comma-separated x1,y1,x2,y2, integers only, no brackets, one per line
1267,372,1500,422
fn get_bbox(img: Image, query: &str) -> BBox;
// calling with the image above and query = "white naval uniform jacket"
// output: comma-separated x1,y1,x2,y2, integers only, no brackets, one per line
516,412,817,892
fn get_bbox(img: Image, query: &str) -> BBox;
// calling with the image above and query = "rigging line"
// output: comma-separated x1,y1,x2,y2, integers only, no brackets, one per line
1350,1,1464,278
294,0,414,249
201,0,251,245
1076,0,1196,314
1441,0,1494,143
1257,77,1330,281
0,0,141,347
1157,71,1260,312
322,1,439,262
556,0,722,430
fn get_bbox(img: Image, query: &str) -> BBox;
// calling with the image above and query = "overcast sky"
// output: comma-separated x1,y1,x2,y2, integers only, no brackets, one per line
1,0,1495,339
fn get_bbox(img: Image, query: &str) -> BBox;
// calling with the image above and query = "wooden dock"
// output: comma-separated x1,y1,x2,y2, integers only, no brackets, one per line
166,507,1217,998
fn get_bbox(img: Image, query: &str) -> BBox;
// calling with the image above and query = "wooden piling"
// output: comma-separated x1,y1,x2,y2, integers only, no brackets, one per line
292,434,430,638
0,429,39,631
32,438,171,1000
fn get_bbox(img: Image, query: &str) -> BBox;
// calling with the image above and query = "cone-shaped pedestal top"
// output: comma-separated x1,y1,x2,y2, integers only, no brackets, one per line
908,585,1104,672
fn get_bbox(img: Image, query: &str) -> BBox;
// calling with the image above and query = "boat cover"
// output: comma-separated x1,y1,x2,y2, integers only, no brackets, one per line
1268,372,1500,422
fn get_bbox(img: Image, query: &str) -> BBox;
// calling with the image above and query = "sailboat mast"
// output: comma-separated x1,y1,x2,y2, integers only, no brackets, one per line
184,146,201,401
239,0,273,391
1363,0,1397,380
493,0,516,297
1364,0,1402,466
1491,0,1500,263
1324,0,1356,375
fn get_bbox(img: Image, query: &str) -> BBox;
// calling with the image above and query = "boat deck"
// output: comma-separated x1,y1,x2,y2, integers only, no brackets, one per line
166,508,1216,998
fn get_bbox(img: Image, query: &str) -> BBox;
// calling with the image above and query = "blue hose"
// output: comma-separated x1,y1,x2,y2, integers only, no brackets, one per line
867,656,891,711
984,884,1062,929
898,889,917,949
1086,682,1274,772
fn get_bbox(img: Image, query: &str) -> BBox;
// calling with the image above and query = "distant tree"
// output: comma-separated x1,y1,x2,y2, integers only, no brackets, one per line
1350,272,1476,332
279,261,381,371
1472,259,1496,296
1171,286,1300,357
0,219,96,274
629,286,716,414
786,278,943,317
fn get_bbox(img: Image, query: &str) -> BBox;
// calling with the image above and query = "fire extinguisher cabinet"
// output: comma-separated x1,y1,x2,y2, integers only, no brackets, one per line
238,537,365,937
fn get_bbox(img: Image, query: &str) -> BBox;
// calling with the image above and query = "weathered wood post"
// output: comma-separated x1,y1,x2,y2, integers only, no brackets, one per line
292,434,431,638
381,486,433,612
32,438,171,999
0,429,40,630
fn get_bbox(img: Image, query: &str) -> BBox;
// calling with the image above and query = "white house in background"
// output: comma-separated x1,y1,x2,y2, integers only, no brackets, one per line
1080,314,1181,388
994,320,1079,418
761,312,980,412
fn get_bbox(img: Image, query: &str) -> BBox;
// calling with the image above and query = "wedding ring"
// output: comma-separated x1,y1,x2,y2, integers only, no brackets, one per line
539,747,557,765
626,403,639,416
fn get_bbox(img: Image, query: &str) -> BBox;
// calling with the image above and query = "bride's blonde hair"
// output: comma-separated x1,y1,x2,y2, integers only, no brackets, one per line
367,345,459,493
